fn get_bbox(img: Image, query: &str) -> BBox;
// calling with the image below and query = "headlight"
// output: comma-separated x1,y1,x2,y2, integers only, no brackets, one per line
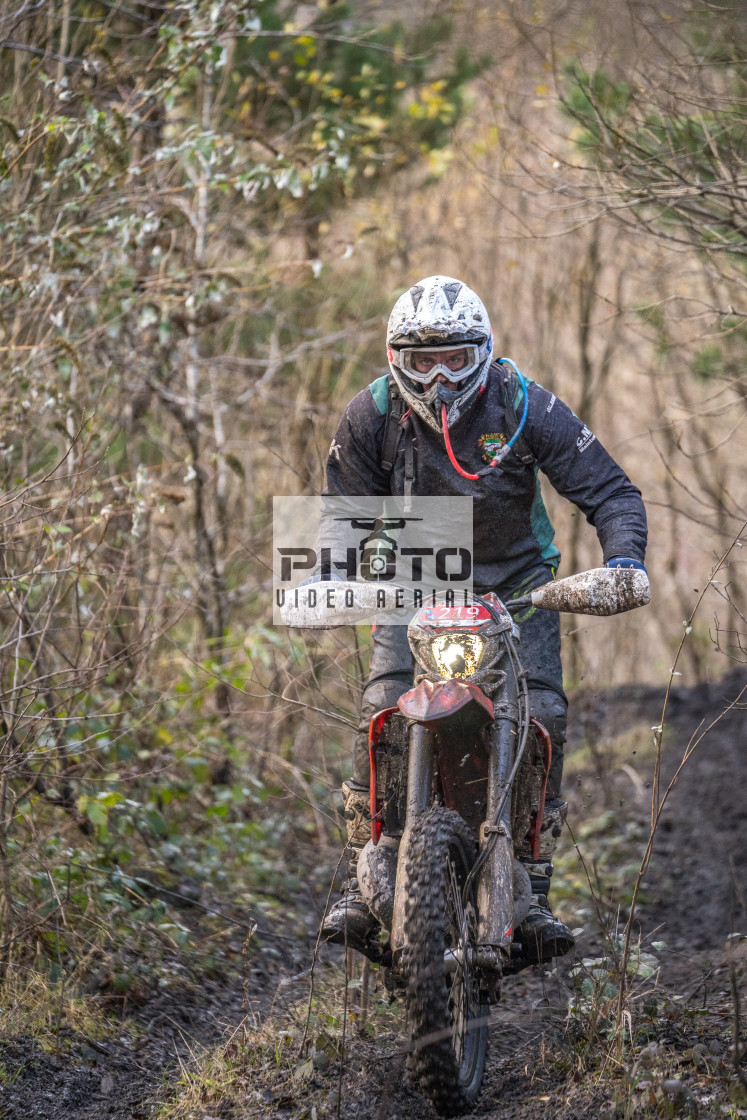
430,633,485,680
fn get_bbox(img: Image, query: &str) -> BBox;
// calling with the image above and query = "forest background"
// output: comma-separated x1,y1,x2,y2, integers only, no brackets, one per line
0,0,745,1085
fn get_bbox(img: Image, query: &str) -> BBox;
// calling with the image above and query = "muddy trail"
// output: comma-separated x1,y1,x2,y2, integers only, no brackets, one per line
1,668,745,1120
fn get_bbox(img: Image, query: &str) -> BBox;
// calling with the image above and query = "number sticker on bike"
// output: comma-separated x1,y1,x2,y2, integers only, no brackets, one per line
416,603,493,629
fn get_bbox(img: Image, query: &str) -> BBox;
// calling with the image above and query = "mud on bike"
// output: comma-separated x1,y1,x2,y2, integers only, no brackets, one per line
284,566,649,1116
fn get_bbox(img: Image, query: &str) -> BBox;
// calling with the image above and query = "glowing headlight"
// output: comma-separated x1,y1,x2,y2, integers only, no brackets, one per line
431,633,485,680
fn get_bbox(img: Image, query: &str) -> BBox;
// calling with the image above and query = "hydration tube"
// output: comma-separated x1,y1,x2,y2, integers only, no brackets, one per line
441,402,479,479
497,358,530,461
441,357,530,480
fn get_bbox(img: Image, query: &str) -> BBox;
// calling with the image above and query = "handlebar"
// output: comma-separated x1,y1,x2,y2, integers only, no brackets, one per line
280,568,650,629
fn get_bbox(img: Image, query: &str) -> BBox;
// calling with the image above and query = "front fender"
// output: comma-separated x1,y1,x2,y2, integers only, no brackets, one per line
397,678,493,732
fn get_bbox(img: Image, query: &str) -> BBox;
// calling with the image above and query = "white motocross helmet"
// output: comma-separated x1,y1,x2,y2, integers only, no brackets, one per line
386,275,494,432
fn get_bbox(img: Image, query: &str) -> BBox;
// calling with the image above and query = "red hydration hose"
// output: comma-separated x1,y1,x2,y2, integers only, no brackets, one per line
441,403,479,480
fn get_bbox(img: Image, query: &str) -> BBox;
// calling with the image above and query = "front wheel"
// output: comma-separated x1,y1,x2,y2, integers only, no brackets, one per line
401,808,489,1116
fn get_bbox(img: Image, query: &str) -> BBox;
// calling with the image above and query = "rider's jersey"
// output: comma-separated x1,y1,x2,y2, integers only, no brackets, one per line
323,363,647,593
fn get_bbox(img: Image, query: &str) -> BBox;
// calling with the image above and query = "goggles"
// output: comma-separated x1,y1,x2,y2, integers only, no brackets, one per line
398,343,482,384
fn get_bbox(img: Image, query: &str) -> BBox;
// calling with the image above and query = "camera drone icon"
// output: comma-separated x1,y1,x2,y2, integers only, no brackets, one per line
334,516,423,581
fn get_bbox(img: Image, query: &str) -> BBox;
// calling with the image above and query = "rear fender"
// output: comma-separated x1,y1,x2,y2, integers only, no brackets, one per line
368,707,400,845
528,719,552,860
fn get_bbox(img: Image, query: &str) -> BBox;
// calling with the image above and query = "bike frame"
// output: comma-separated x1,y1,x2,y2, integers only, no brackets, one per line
372,602,536,971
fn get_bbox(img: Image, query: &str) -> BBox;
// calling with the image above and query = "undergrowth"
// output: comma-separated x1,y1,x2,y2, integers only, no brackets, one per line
544,959,746,1119
154,958,404,1120
538,685,747,1120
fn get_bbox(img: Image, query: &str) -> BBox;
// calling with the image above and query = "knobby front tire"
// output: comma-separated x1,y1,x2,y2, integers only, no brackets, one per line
401,807,489,1116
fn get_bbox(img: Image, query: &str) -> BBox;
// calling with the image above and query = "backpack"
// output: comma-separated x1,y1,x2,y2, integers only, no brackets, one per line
379,362,535,496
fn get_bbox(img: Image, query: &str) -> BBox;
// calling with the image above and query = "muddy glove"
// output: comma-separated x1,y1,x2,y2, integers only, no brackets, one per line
606,556,647,572
299,572,344,586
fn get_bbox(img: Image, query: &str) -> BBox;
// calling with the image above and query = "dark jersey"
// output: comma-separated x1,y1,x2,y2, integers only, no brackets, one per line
323,363,647,592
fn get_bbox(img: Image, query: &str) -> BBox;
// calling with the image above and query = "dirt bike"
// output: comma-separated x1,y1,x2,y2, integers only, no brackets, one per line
283,566,649,1116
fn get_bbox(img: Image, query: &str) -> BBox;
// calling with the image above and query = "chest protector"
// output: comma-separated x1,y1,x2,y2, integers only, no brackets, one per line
379,363,535,496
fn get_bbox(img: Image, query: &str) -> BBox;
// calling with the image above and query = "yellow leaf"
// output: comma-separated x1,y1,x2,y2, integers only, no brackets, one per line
427,148,453,178
355,114,388,134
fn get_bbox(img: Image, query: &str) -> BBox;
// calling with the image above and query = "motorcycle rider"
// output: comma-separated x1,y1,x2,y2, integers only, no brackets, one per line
320,275,647,964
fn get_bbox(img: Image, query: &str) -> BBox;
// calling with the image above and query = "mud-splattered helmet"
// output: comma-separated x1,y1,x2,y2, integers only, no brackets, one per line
386,275,494,432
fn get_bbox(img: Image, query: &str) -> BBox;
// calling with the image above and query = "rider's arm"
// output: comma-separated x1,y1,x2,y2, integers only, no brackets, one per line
523,382,648,564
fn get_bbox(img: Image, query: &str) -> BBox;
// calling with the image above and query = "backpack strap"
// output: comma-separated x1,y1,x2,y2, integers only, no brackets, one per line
379,379,414,509
403,414,414,507
380,379,406,472
499,364,535,466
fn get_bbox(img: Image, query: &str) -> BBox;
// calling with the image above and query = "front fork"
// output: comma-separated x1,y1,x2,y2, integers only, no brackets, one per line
389,723,434,955
477,688,519,950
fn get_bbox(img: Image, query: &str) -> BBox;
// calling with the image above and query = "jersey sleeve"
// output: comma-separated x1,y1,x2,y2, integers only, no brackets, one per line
323,385,391,496
524,382,648,563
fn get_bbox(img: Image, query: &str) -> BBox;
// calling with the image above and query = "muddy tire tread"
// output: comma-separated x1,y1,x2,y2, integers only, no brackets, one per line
401,807,488,1116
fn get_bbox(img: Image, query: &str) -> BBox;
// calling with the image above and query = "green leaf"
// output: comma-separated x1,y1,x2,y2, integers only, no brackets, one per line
85,799,109,826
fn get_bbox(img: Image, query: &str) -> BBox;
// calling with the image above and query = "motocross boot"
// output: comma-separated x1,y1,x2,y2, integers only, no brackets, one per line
515,799,575,965
320,781,381,957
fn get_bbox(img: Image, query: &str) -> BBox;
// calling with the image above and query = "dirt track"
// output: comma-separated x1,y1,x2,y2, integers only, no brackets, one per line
1,668,744,1120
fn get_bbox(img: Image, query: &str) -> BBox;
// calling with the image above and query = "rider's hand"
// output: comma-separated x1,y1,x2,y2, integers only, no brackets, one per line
606,556,647,572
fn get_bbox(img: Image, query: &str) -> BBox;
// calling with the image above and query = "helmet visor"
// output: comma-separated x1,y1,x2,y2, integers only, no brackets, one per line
398,343,482,385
